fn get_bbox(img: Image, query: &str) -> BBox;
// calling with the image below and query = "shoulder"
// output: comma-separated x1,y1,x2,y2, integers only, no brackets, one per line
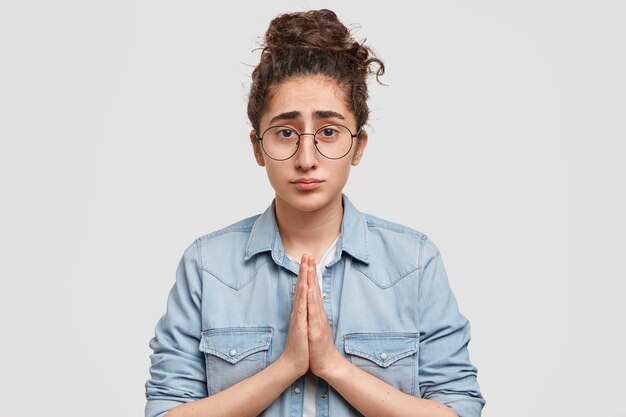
362,211,439,256
196,214,260,242
180,214,262,267
357,210,441,286
363,212,426,240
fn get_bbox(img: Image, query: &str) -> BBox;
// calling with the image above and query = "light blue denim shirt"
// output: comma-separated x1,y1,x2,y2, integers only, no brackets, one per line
145,194,485,417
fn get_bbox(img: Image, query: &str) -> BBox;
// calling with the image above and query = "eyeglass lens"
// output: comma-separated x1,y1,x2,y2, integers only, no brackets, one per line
261,124,354,160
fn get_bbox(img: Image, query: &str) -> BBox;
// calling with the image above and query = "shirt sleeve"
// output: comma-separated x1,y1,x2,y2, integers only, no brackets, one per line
145,240,207,417
417,236,486,417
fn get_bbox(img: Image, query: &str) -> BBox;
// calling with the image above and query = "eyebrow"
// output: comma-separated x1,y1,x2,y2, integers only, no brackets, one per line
268,110,346,126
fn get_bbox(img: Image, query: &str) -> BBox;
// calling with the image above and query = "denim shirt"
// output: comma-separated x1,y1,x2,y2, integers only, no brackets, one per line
145,194,485,417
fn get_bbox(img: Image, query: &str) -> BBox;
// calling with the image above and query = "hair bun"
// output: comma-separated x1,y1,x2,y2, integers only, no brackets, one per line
264,9,352,53
248,9,385,133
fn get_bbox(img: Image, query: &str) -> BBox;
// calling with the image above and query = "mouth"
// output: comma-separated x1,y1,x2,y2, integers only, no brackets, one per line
292,178,324,191
293,178,323,184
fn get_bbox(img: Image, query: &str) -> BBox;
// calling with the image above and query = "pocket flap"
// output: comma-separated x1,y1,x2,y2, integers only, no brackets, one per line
344,333,418,368
200,326,272,364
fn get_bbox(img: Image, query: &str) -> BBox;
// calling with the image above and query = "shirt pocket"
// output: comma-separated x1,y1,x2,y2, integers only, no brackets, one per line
199,326,273,395
343,332,419,396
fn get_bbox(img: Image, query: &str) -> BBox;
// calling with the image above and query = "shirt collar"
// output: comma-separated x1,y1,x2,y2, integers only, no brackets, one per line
243,194,370,265
338,194,370,264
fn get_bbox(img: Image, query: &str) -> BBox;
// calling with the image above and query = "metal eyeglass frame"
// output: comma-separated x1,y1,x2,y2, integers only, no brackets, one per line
255,124,361,161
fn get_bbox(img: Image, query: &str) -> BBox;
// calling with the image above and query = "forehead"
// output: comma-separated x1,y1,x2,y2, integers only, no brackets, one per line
261,75,354,126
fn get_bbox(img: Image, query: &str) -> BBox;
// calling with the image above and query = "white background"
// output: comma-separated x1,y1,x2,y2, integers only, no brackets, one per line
1,1,625,416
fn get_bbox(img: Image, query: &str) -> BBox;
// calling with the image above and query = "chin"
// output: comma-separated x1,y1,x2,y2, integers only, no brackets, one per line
276,190,340,213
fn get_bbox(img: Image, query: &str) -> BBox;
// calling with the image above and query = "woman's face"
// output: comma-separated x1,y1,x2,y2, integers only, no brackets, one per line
250,74,368,214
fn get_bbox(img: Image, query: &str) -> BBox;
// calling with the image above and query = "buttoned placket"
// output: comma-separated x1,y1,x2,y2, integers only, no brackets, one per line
289,260,304,417
316,263,335,416
290,374,305,417
275,252,301,417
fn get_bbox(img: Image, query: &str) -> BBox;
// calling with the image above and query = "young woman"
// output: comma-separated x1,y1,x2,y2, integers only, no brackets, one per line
145,9,485,417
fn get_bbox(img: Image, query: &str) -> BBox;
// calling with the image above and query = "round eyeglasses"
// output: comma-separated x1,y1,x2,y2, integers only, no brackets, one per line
255,124,360,161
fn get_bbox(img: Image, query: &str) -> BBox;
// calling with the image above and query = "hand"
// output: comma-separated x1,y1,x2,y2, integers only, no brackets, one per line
306,256,344,378
278,254,311,378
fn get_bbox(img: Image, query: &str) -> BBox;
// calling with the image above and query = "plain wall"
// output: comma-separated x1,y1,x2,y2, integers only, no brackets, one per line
1,1,624,416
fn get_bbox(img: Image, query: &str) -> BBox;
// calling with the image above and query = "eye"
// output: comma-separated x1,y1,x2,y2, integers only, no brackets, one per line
320,127,338,137
277,128,296,138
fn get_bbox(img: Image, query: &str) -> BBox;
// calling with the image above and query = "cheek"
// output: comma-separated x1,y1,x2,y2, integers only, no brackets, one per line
329,162,353,187
263,163,287,187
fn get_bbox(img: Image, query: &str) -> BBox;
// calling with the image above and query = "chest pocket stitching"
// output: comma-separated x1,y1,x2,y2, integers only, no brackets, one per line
344,333,419,368
199,260,273,291
199,327,273,364
351,265,421,289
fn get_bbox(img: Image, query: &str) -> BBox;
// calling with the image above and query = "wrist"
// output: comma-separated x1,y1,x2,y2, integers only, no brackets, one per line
314,349,349,381
274,354,307,382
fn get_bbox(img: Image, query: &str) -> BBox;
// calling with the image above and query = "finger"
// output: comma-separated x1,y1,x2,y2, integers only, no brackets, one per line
300,261,308,314
307,285,318,330
307,258,322,308
314,257,324,296
293,282,308,318
294,256,309,316
308,260,317,297
298,255,310,294
307,256,317,289
308,259,329,324
314,265,326,324
307,262,323,329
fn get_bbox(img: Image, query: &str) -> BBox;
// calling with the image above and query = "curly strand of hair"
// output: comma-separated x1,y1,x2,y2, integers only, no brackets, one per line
247,9,385,132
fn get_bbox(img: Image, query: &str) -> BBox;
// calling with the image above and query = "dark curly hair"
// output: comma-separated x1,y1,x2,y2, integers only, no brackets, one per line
247,9,385,133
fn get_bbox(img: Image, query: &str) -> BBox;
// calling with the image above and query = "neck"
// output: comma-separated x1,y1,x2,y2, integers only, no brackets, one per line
274,195,343,263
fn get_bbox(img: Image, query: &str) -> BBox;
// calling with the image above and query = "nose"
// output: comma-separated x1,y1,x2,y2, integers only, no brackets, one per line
294,133,319,170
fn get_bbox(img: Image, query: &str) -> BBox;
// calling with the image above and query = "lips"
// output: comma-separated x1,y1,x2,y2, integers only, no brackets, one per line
293,178,322,184
292,178,324,191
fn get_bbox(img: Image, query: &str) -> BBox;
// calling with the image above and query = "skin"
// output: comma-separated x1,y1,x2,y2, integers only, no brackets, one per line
249,75,368,262
165,75,458,417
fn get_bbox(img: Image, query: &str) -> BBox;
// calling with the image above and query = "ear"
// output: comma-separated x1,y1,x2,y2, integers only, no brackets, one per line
250,130,266,167
351,129,368,166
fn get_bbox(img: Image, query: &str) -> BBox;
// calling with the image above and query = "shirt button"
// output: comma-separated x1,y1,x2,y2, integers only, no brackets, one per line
380,352,388,360
294,386,302,394
320,391,328,399
277,249,283,258
322,292,329,300
229,349,237,357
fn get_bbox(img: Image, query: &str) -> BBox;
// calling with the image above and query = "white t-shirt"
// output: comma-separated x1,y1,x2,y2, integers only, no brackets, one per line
286,235,340,417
